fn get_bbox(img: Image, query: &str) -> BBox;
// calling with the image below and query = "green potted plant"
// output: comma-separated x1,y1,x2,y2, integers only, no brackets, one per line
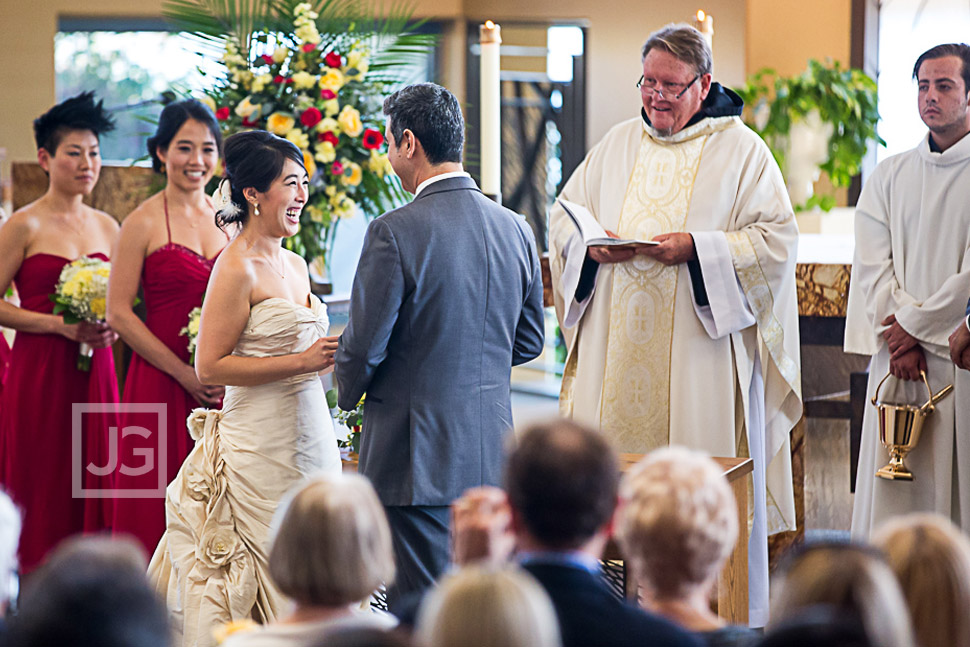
736,59,883,211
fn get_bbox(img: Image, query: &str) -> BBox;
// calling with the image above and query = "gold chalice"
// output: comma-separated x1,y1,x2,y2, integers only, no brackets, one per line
871,370,953,481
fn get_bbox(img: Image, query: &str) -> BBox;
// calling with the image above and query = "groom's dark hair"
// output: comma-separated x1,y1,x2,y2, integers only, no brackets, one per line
383,83,464,164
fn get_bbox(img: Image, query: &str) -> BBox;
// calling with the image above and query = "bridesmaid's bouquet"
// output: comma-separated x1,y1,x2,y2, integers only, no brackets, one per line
180,306,202,365
49,256,111,371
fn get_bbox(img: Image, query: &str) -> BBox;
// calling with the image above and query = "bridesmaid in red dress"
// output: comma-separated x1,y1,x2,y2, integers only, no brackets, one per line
0,92,120,574
107,100,227,555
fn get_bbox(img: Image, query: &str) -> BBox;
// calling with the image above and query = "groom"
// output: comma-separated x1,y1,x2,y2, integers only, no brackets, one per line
335,82,545,607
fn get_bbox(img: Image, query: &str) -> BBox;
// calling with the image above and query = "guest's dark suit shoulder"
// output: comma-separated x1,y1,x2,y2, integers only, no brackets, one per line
522,563,703,647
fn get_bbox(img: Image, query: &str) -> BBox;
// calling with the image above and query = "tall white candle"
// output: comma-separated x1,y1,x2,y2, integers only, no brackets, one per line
479,21,502,199
694,10,714,51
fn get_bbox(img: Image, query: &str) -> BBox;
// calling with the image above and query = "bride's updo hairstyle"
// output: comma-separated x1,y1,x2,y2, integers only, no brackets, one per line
216,130,305,230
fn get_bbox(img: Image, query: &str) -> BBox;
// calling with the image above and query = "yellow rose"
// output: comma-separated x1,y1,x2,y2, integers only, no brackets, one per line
305,205,326,223
324,185,337,197
234,96,262,120
330,193,356,219
302,149,317,179
314,141,336,164
344,50,369,80
315,117,339,134
95,266,110,279
199,95,217,113
266,112,296,136
272,46,289,63
187,318,200,337
291,71,317,90
319,68,346,94
251,73,273,93
323,99,340,118
337,105,363,137
286,129,310,150
90,297,106,320
296,23,321,45
339,160,362,187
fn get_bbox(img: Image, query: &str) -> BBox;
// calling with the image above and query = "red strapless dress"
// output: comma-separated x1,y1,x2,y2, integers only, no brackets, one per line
0,253,118,574
111,243,220,554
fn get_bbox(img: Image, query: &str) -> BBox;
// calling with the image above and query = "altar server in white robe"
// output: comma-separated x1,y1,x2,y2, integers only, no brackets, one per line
846,43,970,538
548,24,801,627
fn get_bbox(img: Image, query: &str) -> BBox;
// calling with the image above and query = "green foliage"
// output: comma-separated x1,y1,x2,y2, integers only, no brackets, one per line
736,59,884,209
162,0,435,267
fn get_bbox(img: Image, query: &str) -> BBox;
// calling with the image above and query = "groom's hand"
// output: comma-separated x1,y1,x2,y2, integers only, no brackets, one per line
301,335,340,373
451,486,514,567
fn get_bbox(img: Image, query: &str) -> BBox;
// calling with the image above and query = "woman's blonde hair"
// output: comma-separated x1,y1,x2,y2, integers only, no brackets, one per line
268,473,395,606
415,566,562,647
771,544,914,647
873,513,970,647
616,446,737,599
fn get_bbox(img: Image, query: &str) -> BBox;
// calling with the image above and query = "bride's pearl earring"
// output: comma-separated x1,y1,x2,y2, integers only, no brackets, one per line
253,202,260,216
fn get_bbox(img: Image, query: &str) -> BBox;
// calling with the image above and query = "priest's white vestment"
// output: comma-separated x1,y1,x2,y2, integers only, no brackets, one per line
846,133,970,538
549,114,802,627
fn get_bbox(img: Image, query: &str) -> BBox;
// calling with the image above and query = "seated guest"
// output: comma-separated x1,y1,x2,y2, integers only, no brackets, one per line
223,473,397,647
0,488,21,632
6,535,169,647
415,566,561,647
501,419,702,647
310,627,413,647
769,543,913,647
873,513,970,647
757,607,872,647
616,446,757,646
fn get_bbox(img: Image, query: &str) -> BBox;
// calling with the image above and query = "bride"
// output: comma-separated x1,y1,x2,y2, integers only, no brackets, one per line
149,130,342,647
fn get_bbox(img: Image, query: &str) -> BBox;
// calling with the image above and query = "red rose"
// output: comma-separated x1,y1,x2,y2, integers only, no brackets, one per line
261,54,274,65
242,117,259,127
362,128,384,150
300,107,323,128
320,89,336,100
331,161,344,176
325,52,343,68
274,75,292,84
318,131,339,146
302,43,316,53
216,107,230,121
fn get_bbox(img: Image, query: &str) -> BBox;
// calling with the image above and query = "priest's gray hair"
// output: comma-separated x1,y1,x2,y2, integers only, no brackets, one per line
616,446,736,599
641,24,713,77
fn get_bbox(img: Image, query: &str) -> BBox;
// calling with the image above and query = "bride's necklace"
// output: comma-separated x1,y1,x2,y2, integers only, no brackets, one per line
266,252,285,279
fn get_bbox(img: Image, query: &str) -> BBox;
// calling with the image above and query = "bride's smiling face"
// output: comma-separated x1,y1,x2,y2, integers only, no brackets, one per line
253,158,309,237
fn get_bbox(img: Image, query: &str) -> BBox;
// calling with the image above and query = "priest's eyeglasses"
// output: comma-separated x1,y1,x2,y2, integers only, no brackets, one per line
637,75,699,100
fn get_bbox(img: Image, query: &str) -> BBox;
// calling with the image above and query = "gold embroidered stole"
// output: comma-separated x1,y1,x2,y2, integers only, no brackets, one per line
598,131,708,451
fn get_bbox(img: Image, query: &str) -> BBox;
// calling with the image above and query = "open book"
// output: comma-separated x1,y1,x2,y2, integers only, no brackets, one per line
558,198,660,247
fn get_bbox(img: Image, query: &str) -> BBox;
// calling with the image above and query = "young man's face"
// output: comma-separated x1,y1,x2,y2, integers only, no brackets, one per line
917,55,970,135
39,129,102,196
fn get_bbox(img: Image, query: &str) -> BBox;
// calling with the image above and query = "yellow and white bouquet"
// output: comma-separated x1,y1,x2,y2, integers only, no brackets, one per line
180,306,202,365
170,0,432,272
49,256,111,371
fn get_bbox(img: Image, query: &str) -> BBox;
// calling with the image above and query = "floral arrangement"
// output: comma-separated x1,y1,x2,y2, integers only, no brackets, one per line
180,306,202,364
326,388,364,454
167,0,431,270
49,256,111,371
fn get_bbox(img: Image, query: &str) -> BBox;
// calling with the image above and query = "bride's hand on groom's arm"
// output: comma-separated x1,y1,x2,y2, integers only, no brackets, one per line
301,335,341,373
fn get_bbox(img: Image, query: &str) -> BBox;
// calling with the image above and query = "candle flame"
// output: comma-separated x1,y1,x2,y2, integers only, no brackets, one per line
485,20,495,29
696,10,706,21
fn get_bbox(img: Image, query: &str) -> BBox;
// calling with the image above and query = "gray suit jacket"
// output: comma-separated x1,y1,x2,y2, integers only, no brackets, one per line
334,175,545,506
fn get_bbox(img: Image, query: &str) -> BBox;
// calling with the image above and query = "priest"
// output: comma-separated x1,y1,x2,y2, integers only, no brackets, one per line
548,24,801,626
846,43,970,537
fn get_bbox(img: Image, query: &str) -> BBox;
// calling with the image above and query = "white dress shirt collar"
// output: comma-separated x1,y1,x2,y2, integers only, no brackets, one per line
414,171,472,197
